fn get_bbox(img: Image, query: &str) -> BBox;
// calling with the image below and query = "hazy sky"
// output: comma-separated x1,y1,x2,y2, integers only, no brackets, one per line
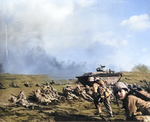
0,0,150,79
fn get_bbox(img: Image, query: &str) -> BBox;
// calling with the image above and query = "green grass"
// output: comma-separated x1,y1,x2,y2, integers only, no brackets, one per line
0,72,150,121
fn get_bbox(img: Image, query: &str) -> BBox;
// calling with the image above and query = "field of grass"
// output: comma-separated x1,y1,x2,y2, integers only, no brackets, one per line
0,72,150,121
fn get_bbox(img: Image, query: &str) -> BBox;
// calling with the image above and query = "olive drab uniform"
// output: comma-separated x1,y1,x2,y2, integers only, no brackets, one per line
93,79,113,117
74,85,93,101
122,90,150,120
63,85,79,100
9,91,37,108
85,85,93,97
34,89,52,104
98,86,113,116
34,85,59,104
113,82,150,120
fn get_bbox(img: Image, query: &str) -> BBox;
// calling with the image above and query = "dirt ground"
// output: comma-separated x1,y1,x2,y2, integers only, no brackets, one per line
0,72,150,121
0,97,126,122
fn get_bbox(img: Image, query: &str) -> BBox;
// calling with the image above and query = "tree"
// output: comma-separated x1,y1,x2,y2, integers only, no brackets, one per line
132,64,150,72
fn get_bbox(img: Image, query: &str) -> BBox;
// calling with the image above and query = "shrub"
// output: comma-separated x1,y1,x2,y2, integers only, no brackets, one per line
132,64,150,72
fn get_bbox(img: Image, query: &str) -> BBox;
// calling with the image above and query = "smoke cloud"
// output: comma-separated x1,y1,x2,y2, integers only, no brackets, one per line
0,1,91,79
2,0,148,78
0,63,4,74
1,45,86,79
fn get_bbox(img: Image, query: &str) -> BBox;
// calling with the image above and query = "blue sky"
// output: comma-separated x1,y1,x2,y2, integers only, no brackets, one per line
0,0,150,79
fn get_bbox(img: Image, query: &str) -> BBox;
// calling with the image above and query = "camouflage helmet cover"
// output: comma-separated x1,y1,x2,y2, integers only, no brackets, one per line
113,82,129,95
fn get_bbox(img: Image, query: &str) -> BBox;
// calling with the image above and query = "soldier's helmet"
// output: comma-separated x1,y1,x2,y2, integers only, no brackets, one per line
43,85,47,89
85,85,90,89
20,91,24,94
66,84,71,88
36,89,41,93
96,79,105,87
113,82,129,95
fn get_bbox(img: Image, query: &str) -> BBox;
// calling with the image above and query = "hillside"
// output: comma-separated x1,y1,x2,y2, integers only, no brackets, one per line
0,72,150,121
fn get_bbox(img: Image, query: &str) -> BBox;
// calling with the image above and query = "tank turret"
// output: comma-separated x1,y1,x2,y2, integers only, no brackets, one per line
76,65,122,87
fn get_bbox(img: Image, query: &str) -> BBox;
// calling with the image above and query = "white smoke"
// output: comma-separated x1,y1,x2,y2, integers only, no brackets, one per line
0,0,90,79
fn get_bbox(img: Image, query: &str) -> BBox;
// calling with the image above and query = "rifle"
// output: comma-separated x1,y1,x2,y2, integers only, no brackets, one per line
128,86,150,101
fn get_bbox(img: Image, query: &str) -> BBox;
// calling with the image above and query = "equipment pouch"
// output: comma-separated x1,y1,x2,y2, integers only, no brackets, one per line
98,98,103,103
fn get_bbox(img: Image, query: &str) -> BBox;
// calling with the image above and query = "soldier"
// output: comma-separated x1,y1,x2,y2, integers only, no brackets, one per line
74,85,93,101
93,78,113,117
34,89,51,105
9,96,17,103
50,84,59,98
74,85,82,96
63,85,79,100
113,82,150,120
45,85,59,101
41,85,48,93
45,81,50,85
36,83,40,87
24,82,30,87
0,82,4,89
85,85,93,97
12,82,18,87
17,91,26,100
51,80,55,84
9,91,37,108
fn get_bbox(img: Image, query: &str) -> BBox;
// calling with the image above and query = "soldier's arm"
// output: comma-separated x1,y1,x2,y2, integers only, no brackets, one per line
65,87,72,92
93,83,98,94
127,95,138,119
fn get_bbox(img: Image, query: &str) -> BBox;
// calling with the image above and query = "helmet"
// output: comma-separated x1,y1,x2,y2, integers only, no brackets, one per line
85,85,90,89
113,82,129,95
66,84,71,88
96,79,105,87
76,85,81,89
36,89,41,93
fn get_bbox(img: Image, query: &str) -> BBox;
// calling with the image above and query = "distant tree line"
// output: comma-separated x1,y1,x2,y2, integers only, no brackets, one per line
132,64,150,73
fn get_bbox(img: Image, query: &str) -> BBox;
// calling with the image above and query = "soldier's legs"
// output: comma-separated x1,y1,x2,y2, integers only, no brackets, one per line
97,104,102,114
81,93,88,100
94,96,102,114
72,94,79,99
103,97,113,116
69,94,79,99
67,94,73,99
85,94,94,101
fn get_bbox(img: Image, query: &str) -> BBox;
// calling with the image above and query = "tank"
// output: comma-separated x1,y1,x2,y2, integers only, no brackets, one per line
76,65,122,87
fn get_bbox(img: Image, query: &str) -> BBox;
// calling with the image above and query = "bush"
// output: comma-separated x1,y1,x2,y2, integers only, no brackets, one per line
132,64,150,72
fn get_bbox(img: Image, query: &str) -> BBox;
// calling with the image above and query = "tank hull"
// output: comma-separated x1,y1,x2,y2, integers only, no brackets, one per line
76,72,122,87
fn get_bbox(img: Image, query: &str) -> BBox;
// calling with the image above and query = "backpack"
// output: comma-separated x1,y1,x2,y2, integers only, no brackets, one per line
98,86,110,98
128,84,150,101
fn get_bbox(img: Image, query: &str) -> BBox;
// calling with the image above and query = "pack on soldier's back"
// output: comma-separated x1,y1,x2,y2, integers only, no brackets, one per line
113,82,150,120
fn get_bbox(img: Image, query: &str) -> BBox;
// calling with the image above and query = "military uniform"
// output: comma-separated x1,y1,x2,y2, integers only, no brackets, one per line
113,82,150,120
34,89,52,104
74,85,93,101
63,85,79,100
93,79,113,117
123,94,150,120
17,91,26,100
9,91,37,108
85,85,93,97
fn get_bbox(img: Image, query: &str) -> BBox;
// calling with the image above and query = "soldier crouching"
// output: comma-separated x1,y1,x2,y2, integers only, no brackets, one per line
93,78,113,117
113,82,150,121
